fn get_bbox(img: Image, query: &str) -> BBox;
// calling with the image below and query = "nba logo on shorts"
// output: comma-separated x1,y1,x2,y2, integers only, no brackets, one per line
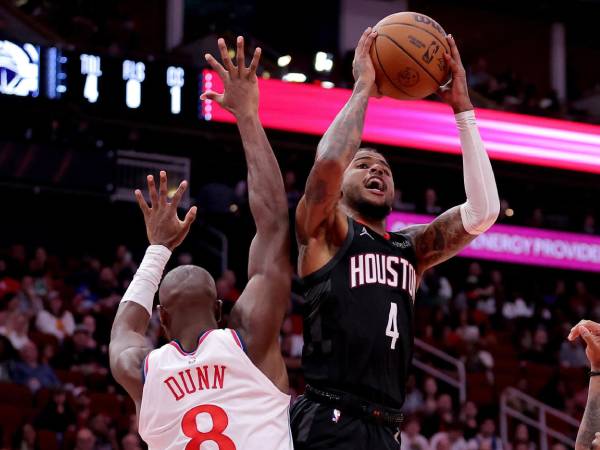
331,409,341,423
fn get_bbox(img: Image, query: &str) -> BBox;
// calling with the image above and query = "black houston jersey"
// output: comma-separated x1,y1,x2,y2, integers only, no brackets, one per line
300,217,418,409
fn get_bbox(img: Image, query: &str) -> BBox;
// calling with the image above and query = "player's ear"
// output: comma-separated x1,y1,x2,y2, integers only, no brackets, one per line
215,299,223,323
158,305,171,338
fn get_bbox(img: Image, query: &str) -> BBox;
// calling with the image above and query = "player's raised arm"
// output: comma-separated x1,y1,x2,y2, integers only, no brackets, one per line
296,28,378,245
109,171,196,412
202,37,291,390
568,320,600,450
403,35,499,275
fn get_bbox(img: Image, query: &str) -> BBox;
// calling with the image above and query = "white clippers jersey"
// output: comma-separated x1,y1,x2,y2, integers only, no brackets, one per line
139,329,293,450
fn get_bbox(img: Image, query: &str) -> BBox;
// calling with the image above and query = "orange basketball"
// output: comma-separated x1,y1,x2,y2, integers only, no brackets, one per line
370,12,451,100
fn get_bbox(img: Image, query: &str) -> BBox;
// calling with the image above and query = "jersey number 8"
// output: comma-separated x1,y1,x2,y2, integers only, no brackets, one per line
181,404,236,449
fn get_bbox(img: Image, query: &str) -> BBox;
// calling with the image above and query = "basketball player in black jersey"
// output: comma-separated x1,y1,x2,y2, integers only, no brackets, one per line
290,28,500,449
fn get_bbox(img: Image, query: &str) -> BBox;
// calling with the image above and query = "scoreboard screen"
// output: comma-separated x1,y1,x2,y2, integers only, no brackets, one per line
0,39,205,124
0,40,40,98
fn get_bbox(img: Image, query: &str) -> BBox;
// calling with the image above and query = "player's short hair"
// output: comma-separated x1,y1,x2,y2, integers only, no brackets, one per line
357,147,381,155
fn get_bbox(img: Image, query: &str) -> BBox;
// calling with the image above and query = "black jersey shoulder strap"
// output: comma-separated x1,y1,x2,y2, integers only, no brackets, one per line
301,215,355,287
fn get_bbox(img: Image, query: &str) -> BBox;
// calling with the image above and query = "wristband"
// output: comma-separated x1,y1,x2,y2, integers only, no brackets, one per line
590,371,600,377
121,245,171,315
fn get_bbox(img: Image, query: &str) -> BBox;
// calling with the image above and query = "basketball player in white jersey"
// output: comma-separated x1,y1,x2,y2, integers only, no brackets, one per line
109,36,294,450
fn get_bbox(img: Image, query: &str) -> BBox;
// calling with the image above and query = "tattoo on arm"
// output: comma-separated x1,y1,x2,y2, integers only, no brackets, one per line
576,381,600,449
306,87,371,206
410,206,476,273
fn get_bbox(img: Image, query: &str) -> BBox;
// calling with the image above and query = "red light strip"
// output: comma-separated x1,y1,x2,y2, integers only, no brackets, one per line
202,71,600,174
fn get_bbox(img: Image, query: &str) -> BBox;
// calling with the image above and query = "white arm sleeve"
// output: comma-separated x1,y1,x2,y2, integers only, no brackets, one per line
456,110,500,235
121,245,171,316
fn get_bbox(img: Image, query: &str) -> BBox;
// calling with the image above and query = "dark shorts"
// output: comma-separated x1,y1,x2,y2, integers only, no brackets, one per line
290,395,400,450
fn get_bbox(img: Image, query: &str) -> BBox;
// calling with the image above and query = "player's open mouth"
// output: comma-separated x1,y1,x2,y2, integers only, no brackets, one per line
365,177,386,195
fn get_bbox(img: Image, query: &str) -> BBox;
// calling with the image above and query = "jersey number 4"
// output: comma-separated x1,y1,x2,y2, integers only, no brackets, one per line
386,302,400,350
181,404,236,449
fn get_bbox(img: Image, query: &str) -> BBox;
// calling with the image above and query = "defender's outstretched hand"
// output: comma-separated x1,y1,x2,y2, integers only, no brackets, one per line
568,319,600,371
201,36,261,119
437,35,473,114
134,170,196,251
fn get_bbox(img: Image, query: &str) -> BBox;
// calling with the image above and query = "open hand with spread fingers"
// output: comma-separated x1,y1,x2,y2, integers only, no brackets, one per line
437,34,474,114
568,319,600,371
201,36,261,120
134,170,197,251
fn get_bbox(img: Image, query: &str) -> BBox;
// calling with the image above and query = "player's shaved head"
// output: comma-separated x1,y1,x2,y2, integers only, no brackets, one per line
159,265,217,310
158,265,219,340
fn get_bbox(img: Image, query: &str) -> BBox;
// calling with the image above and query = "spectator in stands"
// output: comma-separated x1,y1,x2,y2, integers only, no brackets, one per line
89,413,118,450
460,401,480,441
28,247,48,276
521,327,555,365
80,315,99,350
423,188,442,215
121,432,143,450
419,268,453,307
15,276,43,318
457,310,481,344
34,388,76,434
502,294,534,320
509,423,535,450
0,311,33,351
403,374,425,415
401,415,431,450
11,423,39,450
93,267,121,310
216,269,241,304
74,427,96,450
423,393,454,437
113,245,137,286
467,418,503,450
54,325,106,375
423,377,439,416
468,57,494,93
10,341,59,392
430,421,468,450
35,291,75,341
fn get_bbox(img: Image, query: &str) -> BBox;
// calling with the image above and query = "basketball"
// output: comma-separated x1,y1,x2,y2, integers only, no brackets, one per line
370,12,451,100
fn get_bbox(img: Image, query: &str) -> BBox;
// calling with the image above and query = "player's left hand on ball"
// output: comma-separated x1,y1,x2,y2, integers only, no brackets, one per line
201,36,261,119
436,34,473,114
568,319,600,371
134,170,197,251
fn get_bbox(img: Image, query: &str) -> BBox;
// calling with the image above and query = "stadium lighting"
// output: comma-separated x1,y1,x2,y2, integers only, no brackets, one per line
321,81,335,89
314,52,333,72
282,72,307,83
277,55,291,67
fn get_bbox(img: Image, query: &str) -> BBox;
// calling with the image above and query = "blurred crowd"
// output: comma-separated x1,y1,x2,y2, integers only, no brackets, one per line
0,226,595,449
465,57,596,124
